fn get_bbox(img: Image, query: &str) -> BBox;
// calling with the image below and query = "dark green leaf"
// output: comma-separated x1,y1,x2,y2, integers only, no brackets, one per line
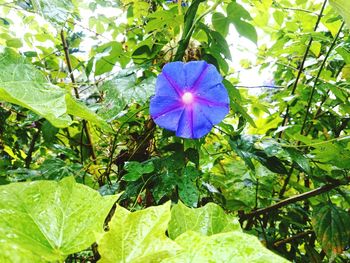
312,204,350,257
212,12,229,37
285,147,311,174
232,20,258,44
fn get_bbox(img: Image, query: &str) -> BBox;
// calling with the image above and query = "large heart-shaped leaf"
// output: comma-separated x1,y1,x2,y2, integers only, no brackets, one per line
0,49,108,129
0,177,117,262
168,201,241,239
163,231,289,262
312,204,350,257
98,202,180,263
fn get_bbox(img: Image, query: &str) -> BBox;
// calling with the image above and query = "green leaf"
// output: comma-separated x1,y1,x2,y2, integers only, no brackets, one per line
145,9,183,33
231,100,256,127
285,147,311,174
178,166,200,207
99,73,156,121
65,95,110,131
41,120,59,144
212,12,229,37
98,202,180,263
163,231,290,263
254,151,288,174
31,0,74,25
225,2,257,44
209,30,231,60
311,142,350,169
273,10,284,26
123,161,155,181
336,46,350,64
0,177,117,262
168,201,241,240
94,41,129,76
0,49,71,127
312,204,350,257
223,79,242,101
173,0,206,61
227,2,252,21
0,243,43,263
330,0,350,28
232,19,258,44
6,38,22,48
0,49,108,130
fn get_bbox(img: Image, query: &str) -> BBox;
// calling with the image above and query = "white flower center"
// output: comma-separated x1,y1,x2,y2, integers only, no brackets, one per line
182,92,193,104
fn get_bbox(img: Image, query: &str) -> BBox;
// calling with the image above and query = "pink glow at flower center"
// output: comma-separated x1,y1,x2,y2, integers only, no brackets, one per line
182,92,194,104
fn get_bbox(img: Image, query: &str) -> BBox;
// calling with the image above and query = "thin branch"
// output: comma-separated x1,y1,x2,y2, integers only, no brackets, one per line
300,22,345,135
239,177,349,221
104,106,148,180
274,230,314,247
274,6,320,16
278,167,294,199
60,30,97,164
278,0,328,138
25,122,42,168
235,85,284,89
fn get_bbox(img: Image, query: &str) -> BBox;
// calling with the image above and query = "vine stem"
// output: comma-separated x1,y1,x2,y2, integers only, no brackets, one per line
25,122,42,168
104,106,148,180
300,21,345,135
239,177,349,221
278,0,328,138
273,230,314,247
60,30,97,164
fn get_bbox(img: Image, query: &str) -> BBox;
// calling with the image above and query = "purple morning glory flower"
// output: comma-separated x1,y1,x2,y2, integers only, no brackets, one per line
150,61,230,139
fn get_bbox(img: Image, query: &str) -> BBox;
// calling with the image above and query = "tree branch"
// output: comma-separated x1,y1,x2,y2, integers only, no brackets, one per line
274,230,314,247
239,177,349,221
25,122,42,168
60,30,97,164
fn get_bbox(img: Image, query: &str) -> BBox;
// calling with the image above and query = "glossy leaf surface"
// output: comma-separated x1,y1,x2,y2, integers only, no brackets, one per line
0,177,117,261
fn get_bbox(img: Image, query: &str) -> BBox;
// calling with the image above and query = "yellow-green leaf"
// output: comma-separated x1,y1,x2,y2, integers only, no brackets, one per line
98,202,180,263
0,177,117,262
163,231,290,263
330,0,350,28
168,201,241,240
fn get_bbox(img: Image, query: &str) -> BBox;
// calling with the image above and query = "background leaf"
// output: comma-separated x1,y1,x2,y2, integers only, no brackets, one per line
31,0,74,25
330,0,350,28
312,204,350,257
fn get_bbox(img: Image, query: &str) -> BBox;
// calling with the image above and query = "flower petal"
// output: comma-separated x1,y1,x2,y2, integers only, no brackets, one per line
197,102,229,126
190,63,223,93
176,107,193,138
195,83,230,107
183,61,208,88
161,61,186,95
155,74,180,98
150,96,184,132
176,104,213,139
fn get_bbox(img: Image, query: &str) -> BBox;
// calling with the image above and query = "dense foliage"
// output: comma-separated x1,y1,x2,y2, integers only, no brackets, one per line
0,0,350,262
